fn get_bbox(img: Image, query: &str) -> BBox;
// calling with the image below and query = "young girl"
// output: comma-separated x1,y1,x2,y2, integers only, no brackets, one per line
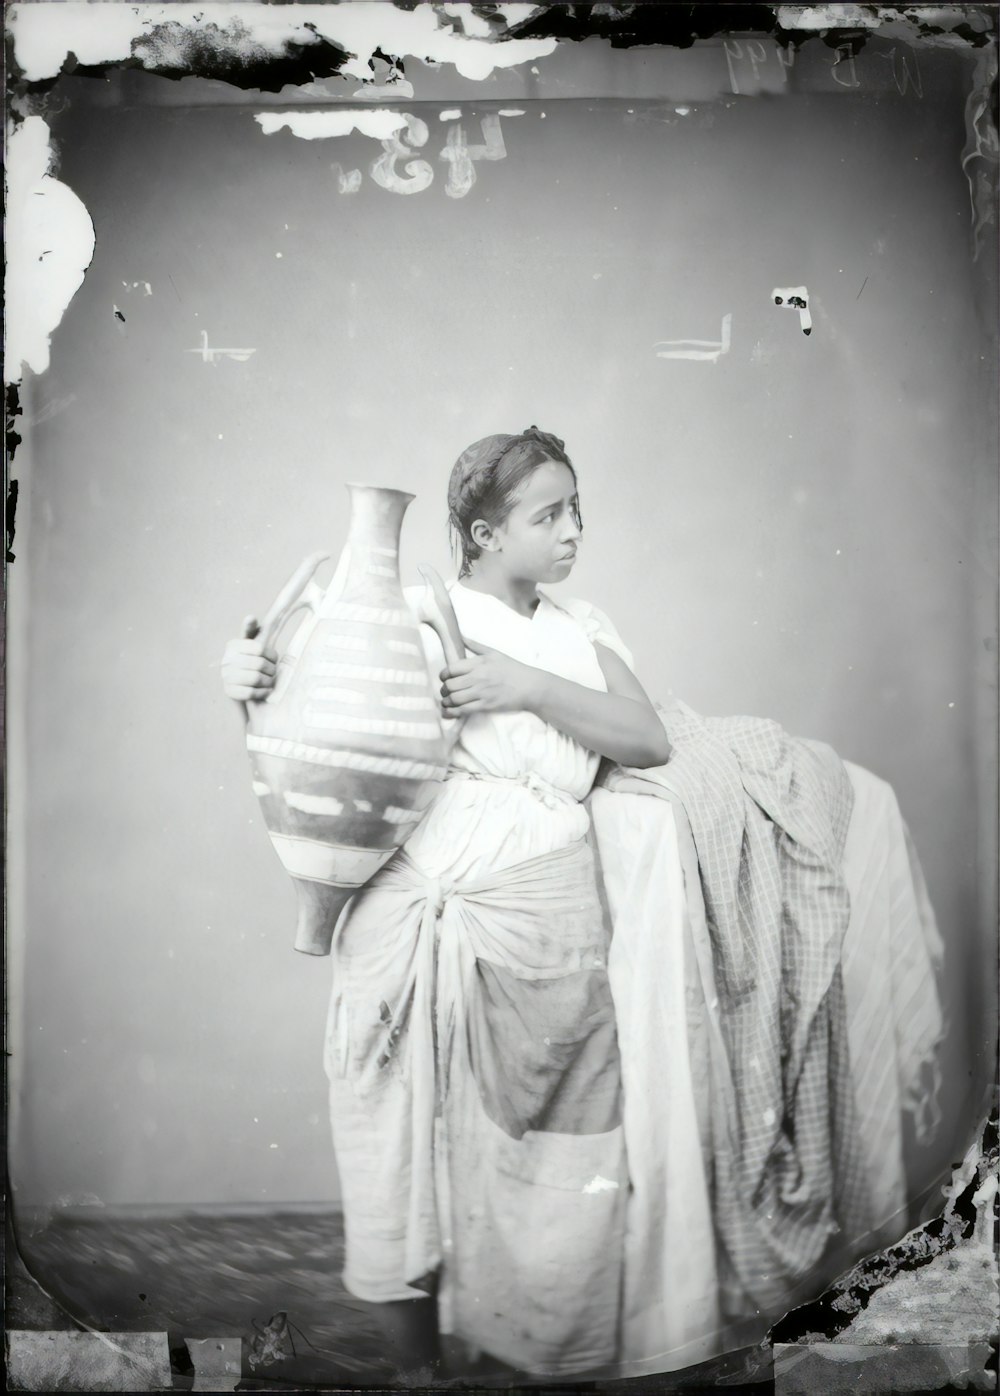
222,426,669,1380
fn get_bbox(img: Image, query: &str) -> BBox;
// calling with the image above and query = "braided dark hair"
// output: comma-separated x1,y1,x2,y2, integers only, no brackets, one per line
447,426,581,577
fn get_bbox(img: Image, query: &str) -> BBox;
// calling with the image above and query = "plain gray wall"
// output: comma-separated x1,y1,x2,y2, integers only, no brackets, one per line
9,42,997,1212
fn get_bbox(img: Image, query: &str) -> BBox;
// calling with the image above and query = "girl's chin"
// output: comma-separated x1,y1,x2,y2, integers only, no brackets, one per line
526,557,576,585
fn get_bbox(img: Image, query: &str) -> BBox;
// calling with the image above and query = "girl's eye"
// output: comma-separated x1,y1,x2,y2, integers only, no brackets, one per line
538,511,556,525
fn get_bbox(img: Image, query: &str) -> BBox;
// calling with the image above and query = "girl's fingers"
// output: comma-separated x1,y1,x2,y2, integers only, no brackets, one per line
441,689,475,708
225,641,277,668
442,672,477,694
225,668,275,689
440,658,481,681
445,693,490,713
225,659,275,678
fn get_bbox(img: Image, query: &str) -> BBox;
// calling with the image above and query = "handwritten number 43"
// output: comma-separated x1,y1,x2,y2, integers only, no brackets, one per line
364,114,508,198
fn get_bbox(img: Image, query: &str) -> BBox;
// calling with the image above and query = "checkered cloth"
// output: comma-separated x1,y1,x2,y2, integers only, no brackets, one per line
601,700,872,1319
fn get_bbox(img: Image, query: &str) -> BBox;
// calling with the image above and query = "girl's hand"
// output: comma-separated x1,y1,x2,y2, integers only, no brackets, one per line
439,639,541,715
222,633,278,703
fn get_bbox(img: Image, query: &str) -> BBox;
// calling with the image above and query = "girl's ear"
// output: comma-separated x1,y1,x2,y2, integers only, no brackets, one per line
470,517,499,552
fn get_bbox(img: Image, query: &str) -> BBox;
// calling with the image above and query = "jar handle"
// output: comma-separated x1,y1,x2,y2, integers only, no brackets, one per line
415,564,465,668
255,551,330,653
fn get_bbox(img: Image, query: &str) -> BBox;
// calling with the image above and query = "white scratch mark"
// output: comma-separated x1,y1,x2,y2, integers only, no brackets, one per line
776,4,882,29
371,114,434,195
186,330,256,365
495,3,546,26
8,5,558,85
654,314,732,363
772,285,812,335
440,113,507,199
331,164,363,194
5,115,96,384
443,3,494,38
255,109,408,141
24,392,77,427
582,1175,620,1194
352,78,415,101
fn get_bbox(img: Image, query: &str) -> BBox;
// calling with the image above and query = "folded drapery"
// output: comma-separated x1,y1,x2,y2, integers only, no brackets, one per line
591,701,945,1370
327,834,628,1377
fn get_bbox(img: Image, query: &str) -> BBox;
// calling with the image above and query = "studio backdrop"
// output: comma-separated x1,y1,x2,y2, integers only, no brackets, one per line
7,11,997,1239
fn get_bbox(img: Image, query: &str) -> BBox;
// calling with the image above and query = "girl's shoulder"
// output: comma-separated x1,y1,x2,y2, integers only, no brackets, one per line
541,593,635,670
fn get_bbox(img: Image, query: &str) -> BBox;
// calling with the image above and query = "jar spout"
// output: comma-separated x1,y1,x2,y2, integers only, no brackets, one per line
292,882,357,956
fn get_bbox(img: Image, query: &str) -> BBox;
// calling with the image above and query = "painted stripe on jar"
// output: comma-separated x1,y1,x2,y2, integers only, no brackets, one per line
284,792,346,816
302,711,443,740
309,687,366,705
329,602,412,627
383,695,438,711
312,662,426,686
251,781,271,797
387,640,422,656
269,834,390,885
382,805,422,824
247,733,443,780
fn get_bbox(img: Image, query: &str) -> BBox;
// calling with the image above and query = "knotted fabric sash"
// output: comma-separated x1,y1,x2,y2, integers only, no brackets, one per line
367,835,617,1293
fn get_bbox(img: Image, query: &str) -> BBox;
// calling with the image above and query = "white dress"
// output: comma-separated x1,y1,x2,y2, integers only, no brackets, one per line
321,580,945,1381
324,581,636,1378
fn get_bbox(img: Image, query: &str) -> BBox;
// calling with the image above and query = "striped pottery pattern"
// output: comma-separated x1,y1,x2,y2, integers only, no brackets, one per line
245,733,443,782
244,485,454,953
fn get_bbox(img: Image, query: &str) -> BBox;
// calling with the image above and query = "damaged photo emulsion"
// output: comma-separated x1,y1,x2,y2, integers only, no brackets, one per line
5,3,998,1388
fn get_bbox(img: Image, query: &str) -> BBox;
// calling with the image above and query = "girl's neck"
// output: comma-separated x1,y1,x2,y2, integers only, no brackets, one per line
460,563,540,618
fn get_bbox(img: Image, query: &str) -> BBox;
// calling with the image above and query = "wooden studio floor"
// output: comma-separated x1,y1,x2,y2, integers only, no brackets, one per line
7,1206,776,1391
9,1207,394,1389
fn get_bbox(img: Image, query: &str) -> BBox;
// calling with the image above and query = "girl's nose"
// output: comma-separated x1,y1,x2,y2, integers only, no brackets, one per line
562,516,582,542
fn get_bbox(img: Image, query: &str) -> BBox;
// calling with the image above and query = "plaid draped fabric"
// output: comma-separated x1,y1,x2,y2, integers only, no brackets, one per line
602,700,872,1318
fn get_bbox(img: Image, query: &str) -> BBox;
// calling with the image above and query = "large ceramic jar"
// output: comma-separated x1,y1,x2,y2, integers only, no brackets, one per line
244,484,462,954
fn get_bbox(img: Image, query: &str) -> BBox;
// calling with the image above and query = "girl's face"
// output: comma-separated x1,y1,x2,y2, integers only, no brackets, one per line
487,459,582,584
